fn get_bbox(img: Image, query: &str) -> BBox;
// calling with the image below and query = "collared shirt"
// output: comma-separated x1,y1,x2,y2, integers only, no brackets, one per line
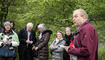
27,31,31,40
39,33,42,39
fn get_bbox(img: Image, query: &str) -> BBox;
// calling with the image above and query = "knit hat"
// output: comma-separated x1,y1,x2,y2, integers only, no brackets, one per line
4,21,11,27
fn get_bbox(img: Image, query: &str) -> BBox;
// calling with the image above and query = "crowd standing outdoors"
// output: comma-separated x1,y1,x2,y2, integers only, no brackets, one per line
0,9,98,60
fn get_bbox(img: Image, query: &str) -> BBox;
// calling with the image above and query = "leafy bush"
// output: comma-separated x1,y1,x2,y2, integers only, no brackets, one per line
98,46,105,60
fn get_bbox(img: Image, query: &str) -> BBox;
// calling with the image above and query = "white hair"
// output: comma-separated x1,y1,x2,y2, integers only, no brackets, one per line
38,24,46,31
65,27,71,31
27,22,33,27
73,9,88,19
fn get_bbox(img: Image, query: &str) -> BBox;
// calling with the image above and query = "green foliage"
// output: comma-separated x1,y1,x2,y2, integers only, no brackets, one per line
98,46,105,60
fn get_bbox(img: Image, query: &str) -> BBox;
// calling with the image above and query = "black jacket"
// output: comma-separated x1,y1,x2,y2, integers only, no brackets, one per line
18,28,36,60
0,26,3,33
18,28,36,48
64,34,73,46
63,34,74,60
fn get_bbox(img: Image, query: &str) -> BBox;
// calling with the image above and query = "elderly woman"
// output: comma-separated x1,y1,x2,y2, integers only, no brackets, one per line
32,24,52,60
49,32,65,60
63,27,73,60
0,21,19,60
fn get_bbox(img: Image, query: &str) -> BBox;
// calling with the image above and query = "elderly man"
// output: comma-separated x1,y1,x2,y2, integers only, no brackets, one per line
65,9,98,60
18,23,36,60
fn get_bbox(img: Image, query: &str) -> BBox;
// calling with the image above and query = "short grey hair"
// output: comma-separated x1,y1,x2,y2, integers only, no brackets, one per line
27,22,33,27
73,9,88,19
65,27,71,31
38,24,46,31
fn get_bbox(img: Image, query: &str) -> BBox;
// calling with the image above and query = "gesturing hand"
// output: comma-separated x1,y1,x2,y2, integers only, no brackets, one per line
64,46,70,52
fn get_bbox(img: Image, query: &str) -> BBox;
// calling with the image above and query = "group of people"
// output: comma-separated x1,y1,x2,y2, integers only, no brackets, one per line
0,9,98,60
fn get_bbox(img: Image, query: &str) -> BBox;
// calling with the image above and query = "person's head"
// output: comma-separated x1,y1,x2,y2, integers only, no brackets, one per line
4,21,11,31
26,22,33,31
73,9,88,27
56,32,63,39
38,24,46,33
10,21,15,28
65,27,72,35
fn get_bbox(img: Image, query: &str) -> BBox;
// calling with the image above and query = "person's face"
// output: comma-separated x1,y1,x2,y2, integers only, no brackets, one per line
57,32,63,39
66,29,71,35
10,23,13,28
38,28,43,33
5,25,11,31
27,25,33,31
73,11,84,27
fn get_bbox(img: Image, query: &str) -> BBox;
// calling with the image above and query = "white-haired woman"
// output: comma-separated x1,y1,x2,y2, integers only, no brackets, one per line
0,21,19,60
32,24,52,60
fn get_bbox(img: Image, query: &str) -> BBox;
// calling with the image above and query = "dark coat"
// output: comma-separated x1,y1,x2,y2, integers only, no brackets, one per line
18,28,36,60
18,28,36,47
0,27,3,33
64,34,73,46
35,30,52,60
63,34,73,60
68,21,98,60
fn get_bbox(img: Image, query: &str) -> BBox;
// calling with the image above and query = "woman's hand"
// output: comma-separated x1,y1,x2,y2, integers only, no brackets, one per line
35,47,38,51
3,41,11,45
50,44,54,47
32,46,36,50
6,41,11,45
3,41,7,45
32,46,38,51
